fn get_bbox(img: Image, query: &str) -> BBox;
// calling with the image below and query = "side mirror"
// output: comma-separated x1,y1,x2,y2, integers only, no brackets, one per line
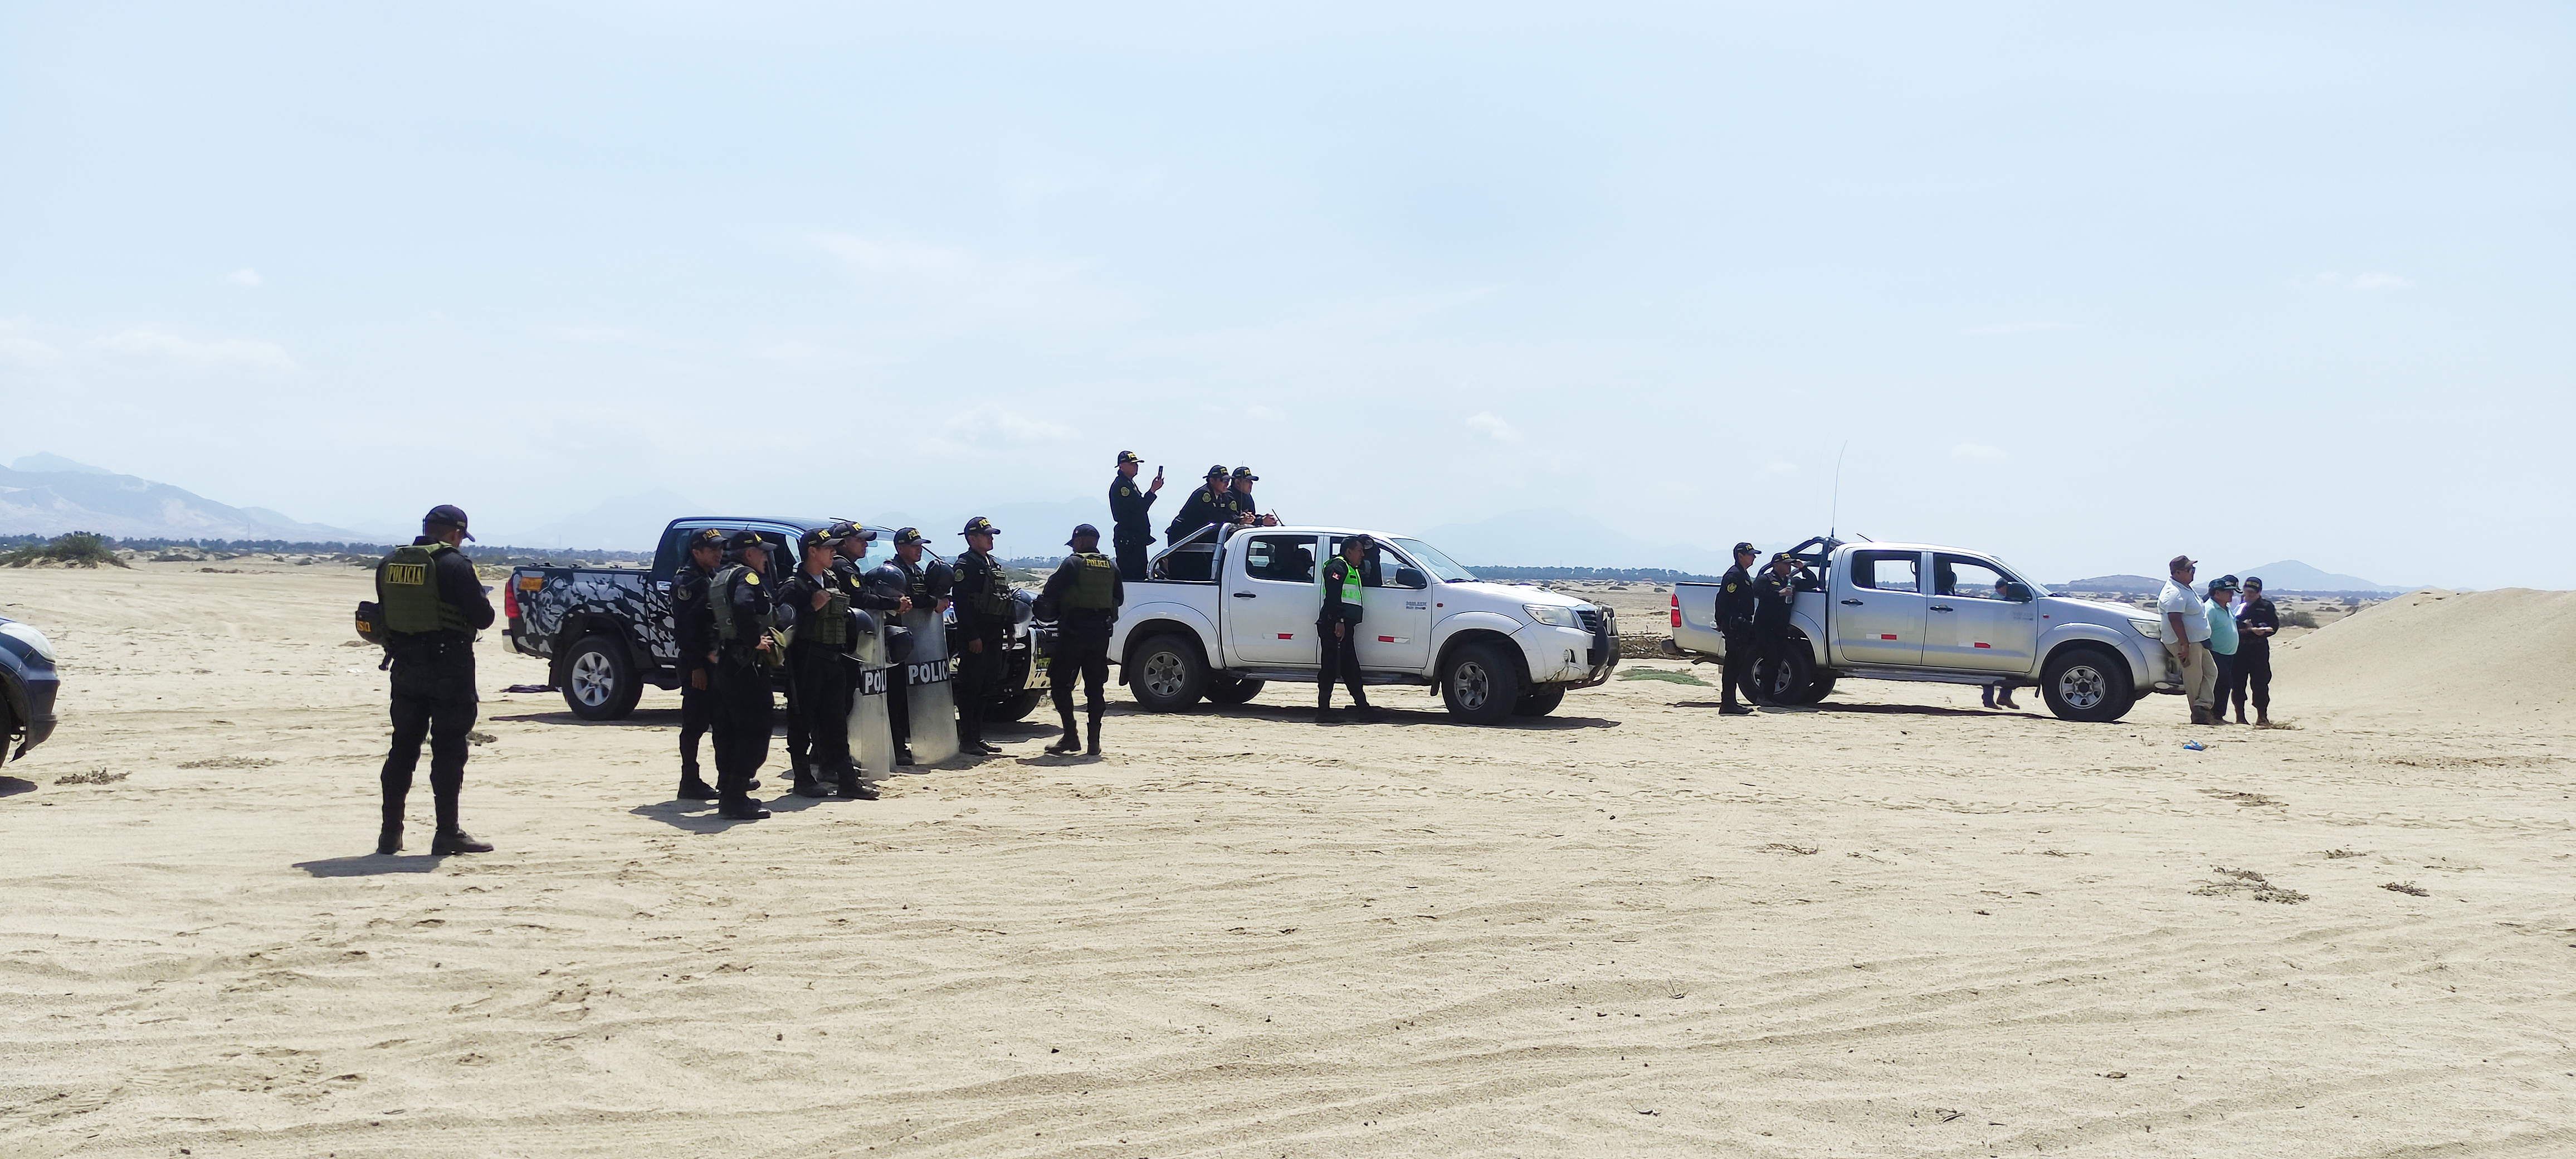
1395,567,1426,590
2002,582,2033,602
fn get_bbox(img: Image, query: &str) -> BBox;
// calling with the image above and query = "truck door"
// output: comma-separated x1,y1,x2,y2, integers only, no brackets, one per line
1924,553,2038,671
1341,535,1432,672
1223,533,1325,668
1830,549,1929,665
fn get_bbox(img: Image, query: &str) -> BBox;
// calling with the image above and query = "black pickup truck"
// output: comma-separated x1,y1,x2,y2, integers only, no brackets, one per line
502,515,1049,722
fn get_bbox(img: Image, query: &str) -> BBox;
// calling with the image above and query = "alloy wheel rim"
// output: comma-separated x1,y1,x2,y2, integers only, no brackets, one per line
1142,650,1186,698
1455,661,1491,710
571,652,613,707
2057,665,2105,710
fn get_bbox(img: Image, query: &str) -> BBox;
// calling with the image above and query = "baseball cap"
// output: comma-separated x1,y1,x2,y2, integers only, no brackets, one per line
1205,464,1229,478
685,528,725,551
423,504,475,540
892,527,927,546
1771,552,1799,564
2243,576,2264,590
960,517,1000,537
1733,541,1757,554
2170,554,2197,571
1066,523,1101,546
1116,450,1143,465
725,530,769,552
799,527,843,551
1232,466,1257,480
2209,574,2240,593
824,519,876,543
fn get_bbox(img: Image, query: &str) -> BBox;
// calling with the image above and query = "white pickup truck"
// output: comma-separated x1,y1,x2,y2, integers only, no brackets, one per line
1668,536,2179,722
1105,524,1619,722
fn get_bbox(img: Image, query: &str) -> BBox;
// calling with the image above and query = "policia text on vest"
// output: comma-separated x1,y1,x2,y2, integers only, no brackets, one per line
370,505,496,856
1036,524,1123,756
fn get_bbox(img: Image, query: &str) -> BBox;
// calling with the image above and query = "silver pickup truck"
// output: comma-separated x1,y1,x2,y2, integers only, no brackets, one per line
1668,536,2179,722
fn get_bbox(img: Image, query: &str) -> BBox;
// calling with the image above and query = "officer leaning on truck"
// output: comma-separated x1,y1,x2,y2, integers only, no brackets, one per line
1108,451,1162,581
1036,523,1123,756
1715,542,1760,716
783,527,877,801
1315,534,1379,722
1227,466,1278,527
707,531,779,820
1165,465,1235,545
372,504,497,856
1749,552,1820,705
671,528,725,800
950,517,1013,757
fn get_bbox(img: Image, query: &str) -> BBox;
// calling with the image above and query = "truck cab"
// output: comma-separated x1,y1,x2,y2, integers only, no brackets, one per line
1108,524,1618,722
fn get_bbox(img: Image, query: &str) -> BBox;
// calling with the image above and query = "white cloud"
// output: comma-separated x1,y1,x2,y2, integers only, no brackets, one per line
1465,410,1521,442
228,267,262,288
813,233,1139,335
0,318,64,366
1958,320,2082,337
944,403,1079,445
1951,442,2008,461
86,329,297,372
2295,271,2414,292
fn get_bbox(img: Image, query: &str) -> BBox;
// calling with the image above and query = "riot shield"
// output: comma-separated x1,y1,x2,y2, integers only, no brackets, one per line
848,623,896,777
901,606,961,764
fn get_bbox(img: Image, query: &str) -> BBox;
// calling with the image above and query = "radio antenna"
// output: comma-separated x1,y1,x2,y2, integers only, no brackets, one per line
1828,440,1849,542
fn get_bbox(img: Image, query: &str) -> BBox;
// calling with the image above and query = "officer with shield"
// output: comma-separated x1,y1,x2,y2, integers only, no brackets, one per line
1036,523,1123,756
782,527,876,801
672,528,725,798
884,528,957,764
372,504,496,855
1109,451,1162,581
706,531,779,820
951,517,1014,756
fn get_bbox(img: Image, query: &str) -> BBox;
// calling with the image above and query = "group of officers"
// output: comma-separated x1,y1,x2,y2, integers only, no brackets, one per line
1107,454,1279,580
1710,542,1824,715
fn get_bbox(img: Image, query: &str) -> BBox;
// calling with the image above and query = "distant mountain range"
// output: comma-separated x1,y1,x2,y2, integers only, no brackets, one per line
2060,561,2407,595
0,453,375,543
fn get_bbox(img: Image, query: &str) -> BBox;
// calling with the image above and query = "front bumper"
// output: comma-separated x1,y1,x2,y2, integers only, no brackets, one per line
1513,605,1621,689
8,674,58,761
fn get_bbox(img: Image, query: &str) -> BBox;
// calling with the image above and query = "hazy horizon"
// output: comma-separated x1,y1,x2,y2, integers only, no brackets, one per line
4,3,2568,588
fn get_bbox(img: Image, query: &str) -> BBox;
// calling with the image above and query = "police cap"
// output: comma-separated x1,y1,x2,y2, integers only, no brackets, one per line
799,527,843,551
1116,450,1143,465
422,504,475,540
1066,523,1101,546
1205,464,1229,479
1231,466,1258,481
1770,552,1799,566
824,519,876,543
893,527,927,547
2243,576,2264,591
725,530,769,553
1733,542,1757,555
685,527,726,552
960,517,1000,537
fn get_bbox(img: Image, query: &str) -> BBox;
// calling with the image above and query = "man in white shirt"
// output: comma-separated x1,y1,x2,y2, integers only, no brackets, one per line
2158,554,2218,724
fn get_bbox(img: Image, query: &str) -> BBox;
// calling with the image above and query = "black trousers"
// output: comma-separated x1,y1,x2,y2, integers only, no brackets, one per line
789,644,851,772
1752,627,1792,701
955,630,1004,737
1051,632,1111,719
1114,534,1150,581
382,641,477,832
886,658,910,746
1316,619,1369,709
2227,649,2272,713
1721,629,1755,706
709,656,773,801
678,663,711,777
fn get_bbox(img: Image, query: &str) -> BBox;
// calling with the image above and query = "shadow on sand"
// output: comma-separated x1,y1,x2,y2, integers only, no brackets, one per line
1671,699,2008,720
0,776,35,798
294,854,447,877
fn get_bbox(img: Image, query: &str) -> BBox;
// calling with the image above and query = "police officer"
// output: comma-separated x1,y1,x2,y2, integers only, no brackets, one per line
1227,466,1279,527
373,504,497,855
1037,524,1123,756
1750,552,1821,705
877,528,949,764
950,517,1013,756
672,528,725,798
783,527,877,800
1316,534,1379,722
1165,465,1236,545
825,522,910,763
1109,452,1163,581
707,531,779,820
1715,542,1760,716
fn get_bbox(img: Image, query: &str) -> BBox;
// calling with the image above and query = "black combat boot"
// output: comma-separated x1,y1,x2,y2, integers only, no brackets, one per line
1085,713,1102,757
431,829,493,855
897,745,916,767
377,797,404,855
718,795,770,820
678,770,719,800
792,763,830,798
835,763,879,801
1046,711,1081,754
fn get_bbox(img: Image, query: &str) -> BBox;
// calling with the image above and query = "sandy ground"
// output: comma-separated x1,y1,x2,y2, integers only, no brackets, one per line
2,561,2570,1158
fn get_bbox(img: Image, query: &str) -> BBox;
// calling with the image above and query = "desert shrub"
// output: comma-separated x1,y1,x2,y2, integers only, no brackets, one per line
2,532,129,568
2281,609,2320,629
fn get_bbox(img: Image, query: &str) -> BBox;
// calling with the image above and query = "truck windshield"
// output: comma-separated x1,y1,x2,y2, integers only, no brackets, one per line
1389,538,1476,583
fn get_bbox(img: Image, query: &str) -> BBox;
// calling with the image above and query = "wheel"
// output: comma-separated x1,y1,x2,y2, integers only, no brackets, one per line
1796,675,1837,705
1746,642,1816,705
1440,640,1523,724
1129,633,1209,711
1207,675,1265,706
1510,685,1566,717
2040,645,2135,722
990,687,1046,722
561,634,641,720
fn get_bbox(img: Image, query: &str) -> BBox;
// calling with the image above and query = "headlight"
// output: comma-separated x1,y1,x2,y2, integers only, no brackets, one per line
1,622,57,663
1524,604,1580,628
2128,620,2161,640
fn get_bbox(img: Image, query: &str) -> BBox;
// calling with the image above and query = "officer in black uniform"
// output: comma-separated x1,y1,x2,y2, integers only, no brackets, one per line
1227,466,1278,527
1108,452,1162,581
826,522,909,764
1715,542,1760,715
1315,534,1379,722
672,528,725,798
1750,552,1821,705
877,528,949,764
708,531,779,820
373,504,497,855
1164,465,1236,546
1036,523,1123,756
950,517,1013,756
782,527,877,800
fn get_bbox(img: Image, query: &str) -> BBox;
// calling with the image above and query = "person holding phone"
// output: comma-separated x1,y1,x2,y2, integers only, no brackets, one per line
1109,451,1162,580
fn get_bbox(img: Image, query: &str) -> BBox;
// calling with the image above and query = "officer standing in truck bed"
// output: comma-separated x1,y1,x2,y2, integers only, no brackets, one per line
1109,452,1162,581
1165,465,1235,544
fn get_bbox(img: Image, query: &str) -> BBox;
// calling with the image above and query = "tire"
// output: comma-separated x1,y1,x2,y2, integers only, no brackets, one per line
1441,640,1523,724
1207,675,1266,706
990,687,1046,723
1747,642,1816,705
1796,675,1837,705
1129,633,1210,712
1510,684,1567,717
562,634,642,720
2040,645,2135,723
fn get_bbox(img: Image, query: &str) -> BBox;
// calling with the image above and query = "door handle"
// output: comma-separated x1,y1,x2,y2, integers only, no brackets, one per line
1930,605,1954,612
1840,598,1863,606
1232,592,1256,599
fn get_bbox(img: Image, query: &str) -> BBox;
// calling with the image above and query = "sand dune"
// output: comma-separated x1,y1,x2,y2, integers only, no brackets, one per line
2,562,2570,1157
2277,587,2576,727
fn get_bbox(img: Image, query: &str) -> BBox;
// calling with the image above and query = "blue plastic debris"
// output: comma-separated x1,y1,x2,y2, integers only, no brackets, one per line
2182,741,2206,751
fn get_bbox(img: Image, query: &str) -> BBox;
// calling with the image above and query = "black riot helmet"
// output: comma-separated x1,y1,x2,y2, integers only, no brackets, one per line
865,562,909,601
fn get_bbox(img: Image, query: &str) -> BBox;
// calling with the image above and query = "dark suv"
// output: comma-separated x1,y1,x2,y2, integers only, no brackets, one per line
1,615,61,767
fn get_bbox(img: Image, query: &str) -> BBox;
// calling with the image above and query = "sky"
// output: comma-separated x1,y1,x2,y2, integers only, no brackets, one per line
2,2,2569,586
